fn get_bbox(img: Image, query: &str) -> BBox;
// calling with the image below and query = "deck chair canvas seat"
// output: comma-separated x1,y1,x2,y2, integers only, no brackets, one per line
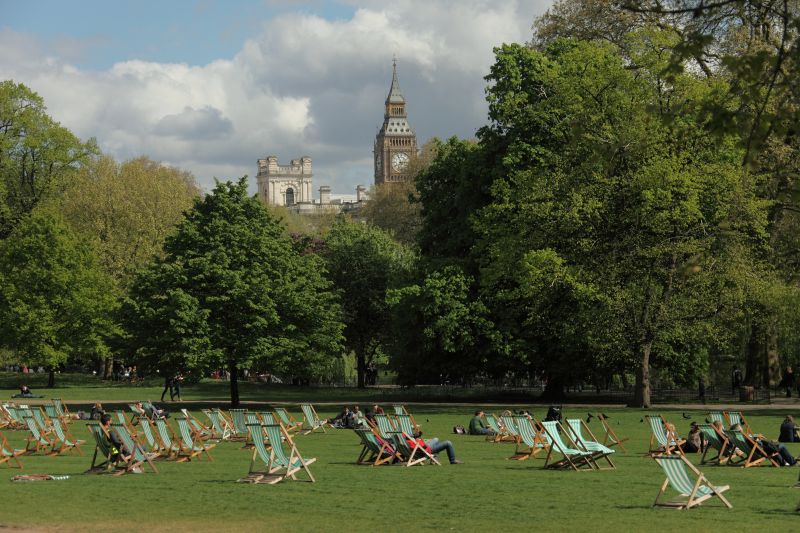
540,421,596,471
136,417,165,455
565,419,615,469
500,414,520,440
111,423,159,475
22,416,53,454
646,415,685,455
724,429,779,468
391,432,440,467
725,411,755,436
241,423,316,484
355,428,400,466
708,411,726,426
509,415,546,461
373,414,397,439
229,409,251,442
485,414,515,443
85,422,121,474
0,431,24,468
653,454,732,510
395,414,420,437
273,408,303,433
180,409,213,441
202,409,232,441
176,416,216,461
698,424,729,465
300,404,328,435
154,418,184,460
49,418,85,456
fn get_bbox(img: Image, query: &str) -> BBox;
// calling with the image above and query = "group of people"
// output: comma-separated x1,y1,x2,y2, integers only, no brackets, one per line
676,418,798,466
160,372,185,401
12,384,40,398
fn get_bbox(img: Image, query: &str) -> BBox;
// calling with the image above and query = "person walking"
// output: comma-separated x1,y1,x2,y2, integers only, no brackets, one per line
781,366,795,398
172,372,184,401
161,375,174,401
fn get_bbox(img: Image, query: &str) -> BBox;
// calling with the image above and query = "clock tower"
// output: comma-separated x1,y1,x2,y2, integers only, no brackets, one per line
374,58,417,185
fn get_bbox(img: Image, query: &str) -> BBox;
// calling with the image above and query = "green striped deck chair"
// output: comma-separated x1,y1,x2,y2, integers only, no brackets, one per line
239,423,281,484
597,414,628,452
31,408,52,435
85,422,118,473
373,414,397,439
392,405,422,433
136,417,164,454
259,412,277,425
698,424,729,465
708,411,726,426
273,407,303,433
300,404,327,435
0,431,24,468
395,414,418,437
49,418,85,456
153,418,183,460
392,404,408,416
540,420,596,471
229,409,250,440
110,423,159,475
355,427,399,466
203,409,232,441
22,416,53,454
653,454,732,509
723,429,779,468
44,404,60,421
724,411,755,436
646,415,684,455
565,419,615,469
176,416,215,461
390,432,439,467
52,398,69,417
263,423,316,481
485,414,514,443
500,414,520,440
510,415,547,460
141,401,164,420
179,409,213,441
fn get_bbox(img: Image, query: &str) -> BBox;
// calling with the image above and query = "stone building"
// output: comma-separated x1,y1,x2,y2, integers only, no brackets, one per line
374,58,418,185
256,155,313,207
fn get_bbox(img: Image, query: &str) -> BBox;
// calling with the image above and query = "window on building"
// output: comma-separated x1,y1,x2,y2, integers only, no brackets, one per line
285,187,295,206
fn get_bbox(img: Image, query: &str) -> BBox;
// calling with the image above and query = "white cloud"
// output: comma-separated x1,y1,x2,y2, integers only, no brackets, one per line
0,1,552,194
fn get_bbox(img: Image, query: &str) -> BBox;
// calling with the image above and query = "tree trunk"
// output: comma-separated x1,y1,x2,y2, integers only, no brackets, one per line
356,350,365,389
103,357,113,380
228,360,240,408
47,368,55,388
631,340,652,408
766,319,781,387
744,321,763,386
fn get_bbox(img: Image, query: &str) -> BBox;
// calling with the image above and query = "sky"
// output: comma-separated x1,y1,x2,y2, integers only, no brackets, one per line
0,0,553,195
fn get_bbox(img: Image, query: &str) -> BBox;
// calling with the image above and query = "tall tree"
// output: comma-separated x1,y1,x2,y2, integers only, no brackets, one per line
124,179,344,406
0,81,96,238
0,210,118,386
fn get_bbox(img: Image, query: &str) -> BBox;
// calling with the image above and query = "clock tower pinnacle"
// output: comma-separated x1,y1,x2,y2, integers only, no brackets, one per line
374,58,417,185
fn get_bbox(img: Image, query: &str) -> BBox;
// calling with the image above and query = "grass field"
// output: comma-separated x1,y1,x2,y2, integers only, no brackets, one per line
2,397,800,532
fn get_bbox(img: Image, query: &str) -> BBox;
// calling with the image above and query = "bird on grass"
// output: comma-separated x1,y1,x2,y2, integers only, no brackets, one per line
586,413,594,423
639,418,644,423
682,413,692,419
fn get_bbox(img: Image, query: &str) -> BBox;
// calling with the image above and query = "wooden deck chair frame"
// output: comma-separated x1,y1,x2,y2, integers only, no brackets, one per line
240,423,281,484
49,417,85,456
0,431,24,468
393,405,422,434
52,398,71,418
180,409,213,441
175,416,215,461
300,404,327,435
724,429,779,468
355,427,400,466
273,407,303,433
724,411,754,436
698,424,729,465
565,418,615,469
136,416,166,455
391,432,440,467
540,420,596,471
110,423,159,475
153,418,184,460
372,414,398,439
500,414,520,439
509,415,547,461
264,423,316,481
597,414,628,452
653,454,732,510
485,414,515,443
646,415,685,456
85,422,120,474
203,409,232,441
22,416,53,454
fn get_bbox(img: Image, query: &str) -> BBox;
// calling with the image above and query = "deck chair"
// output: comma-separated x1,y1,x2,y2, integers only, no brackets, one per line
203,409,233,441
500,414,520,440
355,427,400,466
646,415,684,455
52,398,70,417
724,429,779,468
179,409,213,441
153,418,184,460
708,411,726,426
136,417,165,455
30,408,53,435
653,454,732,509
22,416,53,454
229,409,251,441
698,424,729,465
597,414,628,452
263,423,316,481
239,423,282,484
273,407,303,433
565,418,615,469
509,415,547,460
485,414,515,443
49,418,85,456
175,416,216,461
373,414,397,439
395,414,419,437
300,404,328,435
724,411,755,436
391,432,440,467
0,431,24,468
393,406,422,434
540,420,596,471
111,423,159,475
85,422,119,474
43,404,62,422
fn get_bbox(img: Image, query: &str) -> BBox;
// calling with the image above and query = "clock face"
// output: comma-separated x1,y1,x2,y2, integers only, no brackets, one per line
391,152,410,172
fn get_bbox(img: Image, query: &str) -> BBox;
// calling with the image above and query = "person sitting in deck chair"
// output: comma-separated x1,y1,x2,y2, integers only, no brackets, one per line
682,422,703,453
468,411,495,436
100,414,128,463
330,406,356,429
411,434,463,464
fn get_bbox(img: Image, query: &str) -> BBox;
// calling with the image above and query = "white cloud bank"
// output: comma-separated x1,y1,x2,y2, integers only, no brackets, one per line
0,0,552,194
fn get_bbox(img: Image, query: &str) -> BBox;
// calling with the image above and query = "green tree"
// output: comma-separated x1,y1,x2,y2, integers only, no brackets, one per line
321,219,414,387
124,178,344,406
0,210,118,386
0,81,96,238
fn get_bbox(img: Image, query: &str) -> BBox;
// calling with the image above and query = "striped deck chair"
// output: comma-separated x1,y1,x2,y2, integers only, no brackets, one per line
393,405,422,433
52,398,69,416
500,414,521,441
203,409,232,441
597,414,628,452
355,428,399,466
646,415,684,455
0,431,24,468
486,414,515,443
540,420,596,471
698,424,729,465
43,404,61,422
391,432,440,467
240,423,281,484
30,408,53,435
49,418,85,456
179,409,213,441
136,417,165,455
395,414,419,437
509,415,547,460
153,418,183,460
273,407,303,433
724,429,779,468
141,401,165,420
708,411,726,426
300,404,328,435
392,404,408,416
4,405,25,429
565,419,615,469
229,409,250,441
22,416,53,454
176,416,216,461
373,414,397,439
111,423,159,475
653,454,732,509
724,411,754,436
259,412,277,425
85,422,118,473
264,423,316,481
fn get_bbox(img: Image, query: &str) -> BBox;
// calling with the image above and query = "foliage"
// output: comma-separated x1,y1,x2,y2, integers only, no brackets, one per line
0,81,97,238
0,210,118,381
361,180,421,246
123,178,344,405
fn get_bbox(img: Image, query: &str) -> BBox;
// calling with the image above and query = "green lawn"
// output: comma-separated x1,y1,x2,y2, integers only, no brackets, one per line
2,401,800,532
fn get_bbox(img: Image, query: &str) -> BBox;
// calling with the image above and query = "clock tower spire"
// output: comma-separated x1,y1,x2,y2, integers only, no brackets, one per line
374,57,417,185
